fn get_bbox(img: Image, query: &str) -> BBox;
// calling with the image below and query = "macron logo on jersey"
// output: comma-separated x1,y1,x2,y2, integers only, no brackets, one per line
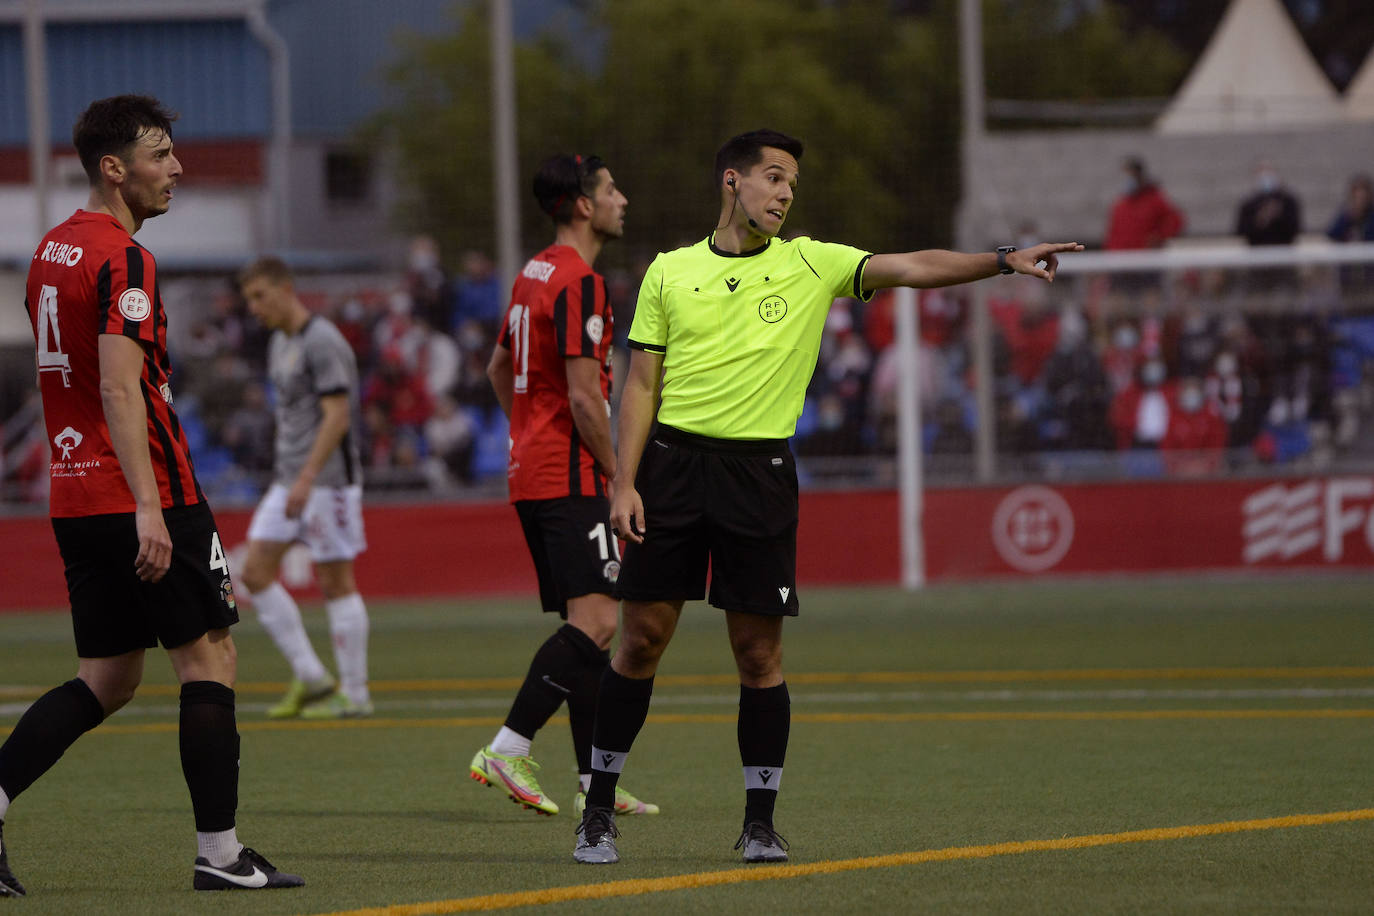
522,260,556,283
37,241,83,267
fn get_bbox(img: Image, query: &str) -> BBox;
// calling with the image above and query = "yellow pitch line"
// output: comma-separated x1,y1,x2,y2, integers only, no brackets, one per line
21,707,1374,737
4,665,1374,701
299,807,1374,916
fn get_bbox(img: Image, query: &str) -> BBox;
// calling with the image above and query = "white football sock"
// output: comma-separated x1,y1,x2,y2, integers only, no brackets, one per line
0,785,9,821
326,593,370,705
248,583,329,684
490,725,532,758
196,827,242,868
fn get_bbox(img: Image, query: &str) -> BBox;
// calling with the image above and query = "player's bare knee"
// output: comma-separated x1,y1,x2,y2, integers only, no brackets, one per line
239,542,284,593
238,563,274,594
169,629,237,686
567,596,619,648
315,561,356,599
733,646,783,686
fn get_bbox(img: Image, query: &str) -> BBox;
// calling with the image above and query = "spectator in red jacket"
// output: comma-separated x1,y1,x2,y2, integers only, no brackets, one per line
1104,157,1185,250
1161,376,1229,475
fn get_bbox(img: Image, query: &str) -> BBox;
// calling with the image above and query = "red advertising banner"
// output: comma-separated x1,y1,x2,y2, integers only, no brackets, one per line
0,490,902,611
3,476,1367,610
924,476,1374,579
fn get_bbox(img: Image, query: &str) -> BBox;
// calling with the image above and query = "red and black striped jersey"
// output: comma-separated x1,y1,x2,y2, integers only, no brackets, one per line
497,244,613,502
25,209,203,518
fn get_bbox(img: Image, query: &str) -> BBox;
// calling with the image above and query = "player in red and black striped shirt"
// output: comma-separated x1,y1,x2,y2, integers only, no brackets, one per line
0,95,301,897
468,154,657,819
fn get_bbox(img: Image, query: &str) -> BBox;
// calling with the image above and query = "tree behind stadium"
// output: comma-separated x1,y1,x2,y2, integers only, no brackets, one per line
371,0,1185,271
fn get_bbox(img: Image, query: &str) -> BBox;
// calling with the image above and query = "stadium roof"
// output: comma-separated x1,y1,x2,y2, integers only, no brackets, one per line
1344,46,1374,122
1155,0,1343,134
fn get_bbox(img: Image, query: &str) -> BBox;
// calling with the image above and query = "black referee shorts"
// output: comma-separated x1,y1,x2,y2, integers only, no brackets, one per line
614,424,800,616
515,496,619,617
51,501,240,657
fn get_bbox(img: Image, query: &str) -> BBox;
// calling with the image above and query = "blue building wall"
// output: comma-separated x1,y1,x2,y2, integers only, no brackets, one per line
0,0,582,147
1,26,26,145
44,20,270,144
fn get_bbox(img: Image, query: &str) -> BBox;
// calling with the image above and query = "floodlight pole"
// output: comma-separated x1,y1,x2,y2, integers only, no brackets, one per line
959,0,996,482
23,0,49,243
490,0,521,292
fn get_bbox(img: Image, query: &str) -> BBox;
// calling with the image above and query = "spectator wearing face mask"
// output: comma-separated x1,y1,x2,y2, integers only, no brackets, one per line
1236,162,1301,246
1161,376,1229,475
1102,321,1143,394
1104,157,1185,250
1109,358,1174,450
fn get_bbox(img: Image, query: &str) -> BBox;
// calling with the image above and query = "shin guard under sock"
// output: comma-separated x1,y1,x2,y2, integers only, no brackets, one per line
739,682,790,825
179,681,239,833
0,678,104,804
586,667,654,809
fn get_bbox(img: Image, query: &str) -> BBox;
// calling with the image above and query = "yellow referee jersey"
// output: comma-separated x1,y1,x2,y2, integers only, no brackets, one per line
628,234,874,440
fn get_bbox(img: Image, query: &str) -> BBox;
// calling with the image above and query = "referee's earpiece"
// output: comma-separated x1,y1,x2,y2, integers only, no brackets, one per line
724,175,758,229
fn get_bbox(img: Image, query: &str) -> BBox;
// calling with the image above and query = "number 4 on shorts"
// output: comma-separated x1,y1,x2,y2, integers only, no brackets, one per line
209,531,229,573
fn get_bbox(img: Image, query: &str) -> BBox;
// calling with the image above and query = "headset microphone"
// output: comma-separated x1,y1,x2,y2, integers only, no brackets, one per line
728,178,760,230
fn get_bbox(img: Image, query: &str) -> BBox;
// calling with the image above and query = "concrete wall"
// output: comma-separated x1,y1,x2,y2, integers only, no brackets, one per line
960,123,1374,249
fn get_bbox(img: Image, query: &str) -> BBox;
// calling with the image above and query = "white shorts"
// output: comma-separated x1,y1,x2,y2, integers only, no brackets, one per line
247,483,367,563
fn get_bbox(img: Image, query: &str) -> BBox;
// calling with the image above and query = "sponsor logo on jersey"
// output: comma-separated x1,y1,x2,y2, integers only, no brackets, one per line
603,559,621,583
118,287,152,321
37,241,84,267
725,276,741,292
219,576,237,611
53,425,84,460
159,381,174,404
778,586,790,603
49,424,100,478
522,259,557,282
758,295,787,323
586,314,605,345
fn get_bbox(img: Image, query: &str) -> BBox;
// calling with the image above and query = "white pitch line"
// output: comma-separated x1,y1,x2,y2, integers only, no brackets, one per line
7,685,1374,720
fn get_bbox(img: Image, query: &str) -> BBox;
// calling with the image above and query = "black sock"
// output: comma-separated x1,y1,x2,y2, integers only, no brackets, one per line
179,681,239,832
566,643,611,776
586,667,654,809
0,678,105,802
739,682,790,826
505,623,603,741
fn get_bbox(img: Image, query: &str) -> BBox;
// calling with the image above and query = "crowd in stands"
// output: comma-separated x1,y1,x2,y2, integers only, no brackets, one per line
793,263,1374,482
5,167,1374,503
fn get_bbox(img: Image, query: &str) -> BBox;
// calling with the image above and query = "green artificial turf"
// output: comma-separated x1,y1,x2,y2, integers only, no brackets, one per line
1,578,1371,914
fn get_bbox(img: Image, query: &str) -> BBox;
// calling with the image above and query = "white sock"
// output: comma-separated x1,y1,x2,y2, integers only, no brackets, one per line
0,786,10,821
490,725,531,758
196,827,242,868
326,593,370,705
248,583,329,684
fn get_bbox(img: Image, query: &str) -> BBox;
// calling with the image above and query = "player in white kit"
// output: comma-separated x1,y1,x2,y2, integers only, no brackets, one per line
237,257,372,719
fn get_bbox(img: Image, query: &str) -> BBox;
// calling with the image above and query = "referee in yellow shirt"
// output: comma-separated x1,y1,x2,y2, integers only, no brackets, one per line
573,129,1082,865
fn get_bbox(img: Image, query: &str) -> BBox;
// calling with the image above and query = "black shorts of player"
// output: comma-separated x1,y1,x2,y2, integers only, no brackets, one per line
515,496,619,618
51,501,240,658
614,424,799,616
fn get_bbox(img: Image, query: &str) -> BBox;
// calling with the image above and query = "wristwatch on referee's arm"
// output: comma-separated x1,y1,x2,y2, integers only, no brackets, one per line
996,245,1017,275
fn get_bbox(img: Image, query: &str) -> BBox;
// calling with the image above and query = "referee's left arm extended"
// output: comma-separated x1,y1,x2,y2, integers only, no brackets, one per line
861,241,1084,290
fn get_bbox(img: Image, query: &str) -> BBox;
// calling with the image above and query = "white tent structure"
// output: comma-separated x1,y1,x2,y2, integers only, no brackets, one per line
1344,47,1374,121
1156,0,1343,134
